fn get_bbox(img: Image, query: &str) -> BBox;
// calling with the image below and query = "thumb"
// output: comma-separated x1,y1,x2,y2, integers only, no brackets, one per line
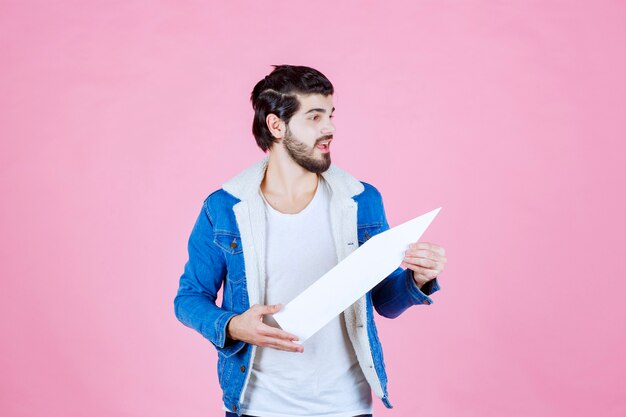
258,303,282,315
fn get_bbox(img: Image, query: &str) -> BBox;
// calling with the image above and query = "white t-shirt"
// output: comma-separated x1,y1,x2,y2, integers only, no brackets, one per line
234,176,372,417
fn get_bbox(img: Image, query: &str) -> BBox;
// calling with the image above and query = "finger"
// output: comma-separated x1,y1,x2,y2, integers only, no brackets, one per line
254,303,283,315
403,256,437,269
428,244,445,256
405,264,439,279
262,337,304,353
411,242,432,251
258,323,300,341
405,249,437,260
411,242,445,256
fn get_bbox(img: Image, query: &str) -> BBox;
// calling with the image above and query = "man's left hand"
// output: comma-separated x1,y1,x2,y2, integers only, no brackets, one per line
400,242,447,289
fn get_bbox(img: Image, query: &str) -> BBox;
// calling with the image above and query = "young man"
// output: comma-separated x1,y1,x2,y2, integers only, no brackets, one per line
174,65,447,417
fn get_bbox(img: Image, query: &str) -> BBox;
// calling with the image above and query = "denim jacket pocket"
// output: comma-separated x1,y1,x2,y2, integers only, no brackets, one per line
213,231,245,284
357,223,383,246
213,231,243,254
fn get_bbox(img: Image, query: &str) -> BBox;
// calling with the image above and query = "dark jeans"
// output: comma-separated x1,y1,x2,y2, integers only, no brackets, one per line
225,413,372,417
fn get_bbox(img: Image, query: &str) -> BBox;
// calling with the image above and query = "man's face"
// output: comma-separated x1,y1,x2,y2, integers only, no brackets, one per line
281,93,335,174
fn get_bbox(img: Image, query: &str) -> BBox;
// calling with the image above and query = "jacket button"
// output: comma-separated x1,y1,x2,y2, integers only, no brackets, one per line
422,299,431,305
230,239,237,249
231,404,237,412
240,365,246,372
364,231,370,240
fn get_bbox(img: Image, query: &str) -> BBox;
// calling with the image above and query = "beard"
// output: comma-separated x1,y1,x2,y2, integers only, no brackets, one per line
283,126,332,174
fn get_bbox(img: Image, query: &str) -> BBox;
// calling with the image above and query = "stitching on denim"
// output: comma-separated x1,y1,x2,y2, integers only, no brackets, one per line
358,222,383,229
213,235,243,255
357,225,382,244
203,199,215,226
226,270,245,284
215,311,227,347
366,292,389,397
213,230,240,237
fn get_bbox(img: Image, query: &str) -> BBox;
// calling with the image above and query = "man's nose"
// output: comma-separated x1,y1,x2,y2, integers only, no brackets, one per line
322,119,336,135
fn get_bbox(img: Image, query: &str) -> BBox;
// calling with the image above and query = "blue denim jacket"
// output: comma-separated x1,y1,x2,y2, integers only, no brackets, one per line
174,157,440,415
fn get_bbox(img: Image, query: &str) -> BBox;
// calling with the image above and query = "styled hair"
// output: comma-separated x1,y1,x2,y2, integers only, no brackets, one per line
250,65,334,152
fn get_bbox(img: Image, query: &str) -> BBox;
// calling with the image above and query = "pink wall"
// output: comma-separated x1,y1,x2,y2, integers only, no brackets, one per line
1,1,625,416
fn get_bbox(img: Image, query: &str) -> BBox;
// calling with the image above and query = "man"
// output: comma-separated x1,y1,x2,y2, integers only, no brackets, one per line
174,65,447,417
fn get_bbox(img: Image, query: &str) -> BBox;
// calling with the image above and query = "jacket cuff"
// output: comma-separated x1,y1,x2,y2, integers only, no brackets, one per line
211,311,246,357
217,315,247,358
405,270,439,305
420,274,441,295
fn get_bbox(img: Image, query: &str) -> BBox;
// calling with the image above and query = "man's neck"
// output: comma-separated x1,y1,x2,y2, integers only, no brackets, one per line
260,152,319,201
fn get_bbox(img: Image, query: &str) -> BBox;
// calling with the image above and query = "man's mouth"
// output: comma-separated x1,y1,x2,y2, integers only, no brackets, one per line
316,139,332,153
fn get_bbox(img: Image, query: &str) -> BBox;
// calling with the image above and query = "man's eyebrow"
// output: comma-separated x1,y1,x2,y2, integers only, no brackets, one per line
304,107,335,115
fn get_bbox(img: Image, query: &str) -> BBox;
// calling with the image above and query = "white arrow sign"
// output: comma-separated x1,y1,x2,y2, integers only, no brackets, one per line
273,207,442,343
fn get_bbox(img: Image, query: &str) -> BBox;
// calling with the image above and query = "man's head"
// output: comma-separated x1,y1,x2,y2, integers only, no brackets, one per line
250,65,336,173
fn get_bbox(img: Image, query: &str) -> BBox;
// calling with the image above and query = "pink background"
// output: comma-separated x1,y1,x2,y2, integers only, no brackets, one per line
1,1,625,416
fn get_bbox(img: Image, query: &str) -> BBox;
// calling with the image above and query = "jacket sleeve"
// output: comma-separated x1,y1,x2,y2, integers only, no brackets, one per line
173,200,242,354
370,192,441,319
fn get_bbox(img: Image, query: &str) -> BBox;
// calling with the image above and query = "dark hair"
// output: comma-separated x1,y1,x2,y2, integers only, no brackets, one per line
250,65,334,152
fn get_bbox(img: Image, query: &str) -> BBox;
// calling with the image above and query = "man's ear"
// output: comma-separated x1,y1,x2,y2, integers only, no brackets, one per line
266,113,285,140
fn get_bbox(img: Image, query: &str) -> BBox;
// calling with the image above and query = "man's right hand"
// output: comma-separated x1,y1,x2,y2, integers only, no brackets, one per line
226,304,304,353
